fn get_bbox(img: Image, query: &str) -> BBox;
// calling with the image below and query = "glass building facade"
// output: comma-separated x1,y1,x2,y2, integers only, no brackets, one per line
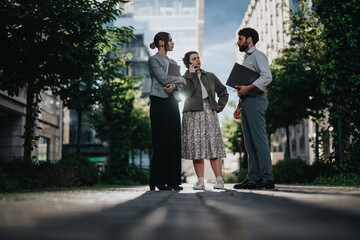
115,0,204,71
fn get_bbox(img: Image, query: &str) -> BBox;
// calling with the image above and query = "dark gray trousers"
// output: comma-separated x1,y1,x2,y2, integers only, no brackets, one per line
241,94,273,181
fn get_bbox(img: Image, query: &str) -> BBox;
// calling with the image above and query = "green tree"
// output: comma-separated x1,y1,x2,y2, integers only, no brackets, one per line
55,78,98,156
53,26,134,156
268,0,327,158
314,0,360,172
89,51,137,183
0,0,128,161
222,112,248,169
268,51,308,158
130,89,152,170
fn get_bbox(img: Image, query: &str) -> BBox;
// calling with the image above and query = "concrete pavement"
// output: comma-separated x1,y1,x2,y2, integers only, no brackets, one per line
0,184,359,240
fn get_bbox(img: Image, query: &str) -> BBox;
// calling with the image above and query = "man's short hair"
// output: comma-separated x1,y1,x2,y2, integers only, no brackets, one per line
237,27,259,45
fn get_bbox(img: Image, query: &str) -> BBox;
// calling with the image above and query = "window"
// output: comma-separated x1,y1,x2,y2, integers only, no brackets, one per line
38,137,50,161
290,0,298,11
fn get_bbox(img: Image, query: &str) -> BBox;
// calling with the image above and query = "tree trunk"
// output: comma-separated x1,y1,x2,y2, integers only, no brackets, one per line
76,109,83,156
285,126,290,159
24,79,36,162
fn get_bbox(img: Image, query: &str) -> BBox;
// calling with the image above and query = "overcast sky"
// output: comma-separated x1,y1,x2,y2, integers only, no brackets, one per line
202,0,251,120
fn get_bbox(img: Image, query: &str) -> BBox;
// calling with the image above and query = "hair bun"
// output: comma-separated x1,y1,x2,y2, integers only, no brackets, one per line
149,42,156,49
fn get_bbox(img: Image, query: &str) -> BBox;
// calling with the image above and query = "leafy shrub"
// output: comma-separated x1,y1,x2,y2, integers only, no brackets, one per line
132,167,150,185
310,160,336,180
235,168,248,183
59,154,100,186
223,173,238,183
0,166,7,190
101,163,149,185
272,158,312,184
0,158,41,191
38,161,79,187
312,173,360,186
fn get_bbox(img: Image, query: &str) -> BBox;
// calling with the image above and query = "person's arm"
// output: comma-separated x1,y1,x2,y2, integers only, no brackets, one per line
235,52,271,95
251,51,272,91
148,57,183,86
173,77,187,93
235,84,256,95
181,72,198,98
234,104,241,119
165,82,186,94
164,84,174,94
212,73,229,112
173,82,184,93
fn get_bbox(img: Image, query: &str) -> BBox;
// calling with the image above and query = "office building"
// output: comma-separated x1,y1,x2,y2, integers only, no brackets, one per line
115,0,204,71
0,89,62,162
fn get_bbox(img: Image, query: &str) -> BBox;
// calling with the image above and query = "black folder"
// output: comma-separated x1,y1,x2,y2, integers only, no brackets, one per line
226,63,260,96
168,63,181,77
167,63,182,102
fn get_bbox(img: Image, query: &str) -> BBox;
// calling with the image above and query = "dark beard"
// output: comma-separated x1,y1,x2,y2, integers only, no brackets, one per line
239,42,248,52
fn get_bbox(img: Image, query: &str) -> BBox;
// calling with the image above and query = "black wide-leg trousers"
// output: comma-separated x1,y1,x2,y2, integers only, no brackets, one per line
149,95,182,186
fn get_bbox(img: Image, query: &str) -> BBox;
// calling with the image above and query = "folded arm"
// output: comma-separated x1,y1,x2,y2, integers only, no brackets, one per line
148,57,183,86
213,73,229,112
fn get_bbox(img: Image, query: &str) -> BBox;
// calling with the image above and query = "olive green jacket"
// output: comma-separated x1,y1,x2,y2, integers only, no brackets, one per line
182,69,228,113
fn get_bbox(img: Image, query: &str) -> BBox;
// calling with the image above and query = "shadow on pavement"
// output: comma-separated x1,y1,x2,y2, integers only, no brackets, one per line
1,188,360,240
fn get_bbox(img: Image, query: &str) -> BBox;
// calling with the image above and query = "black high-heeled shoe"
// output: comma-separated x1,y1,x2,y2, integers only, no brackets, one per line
149,184,172,191
170,185,183,190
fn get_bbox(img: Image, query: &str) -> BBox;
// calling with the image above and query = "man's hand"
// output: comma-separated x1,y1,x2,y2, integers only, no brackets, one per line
164,84,174,94
235,85,249,95
234,108,241,119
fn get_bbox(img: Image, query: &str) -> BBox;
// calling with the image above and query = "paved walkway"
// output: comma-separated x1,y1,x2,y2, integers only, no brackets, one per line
0,184,360,240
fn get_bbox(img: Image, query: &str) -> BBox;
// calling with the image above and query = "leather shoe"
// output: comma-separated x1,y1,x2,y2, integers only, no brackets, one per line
233,179,257,189
255,179,275,189
149,184,172,191
170,185,183,190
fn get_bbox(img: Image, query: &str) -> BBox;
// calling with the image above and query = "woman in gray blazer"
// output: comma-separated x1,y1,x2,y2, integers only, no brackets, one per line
148,32,185,191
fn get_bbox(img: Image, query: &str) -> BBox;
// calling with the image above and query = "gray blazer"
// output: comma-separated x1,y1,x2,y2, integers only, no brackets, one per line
148,53,184,99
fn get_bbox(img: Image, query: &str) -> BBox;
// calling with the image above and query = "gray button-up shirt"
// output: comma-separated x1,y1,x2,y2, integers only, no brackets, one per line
238,46,272,102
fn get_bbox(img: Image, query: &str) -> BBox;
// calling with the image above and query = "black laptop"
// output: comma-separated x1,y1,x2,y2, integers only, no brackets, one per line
226,63,261,96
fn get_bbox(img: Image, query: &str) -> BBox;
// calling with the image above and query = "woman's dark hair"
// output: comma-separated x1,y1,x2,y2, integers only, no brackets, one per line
237,27,259,45
149,32,170,50
182,51,198,69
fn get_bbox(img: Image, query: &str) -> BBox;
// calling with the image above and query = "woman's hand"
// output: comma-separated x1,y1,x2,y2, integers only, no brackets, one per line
189,63,197,73
164,84,174,94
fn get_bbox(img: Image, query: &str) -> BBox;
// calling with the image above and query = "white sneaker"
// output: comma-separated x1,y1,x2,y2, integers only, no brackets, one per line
213,179,225,189
193,181,205,190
